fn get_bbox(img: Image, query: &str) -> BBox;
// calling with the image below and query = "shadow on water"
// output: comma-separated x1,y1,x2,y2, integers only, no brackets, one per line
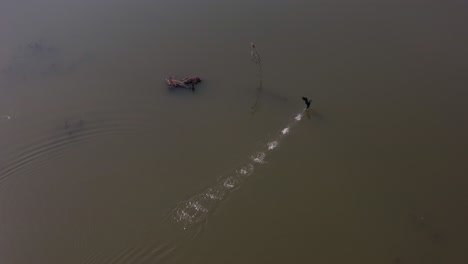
64,117,85,136
165,79,206,97
166,86,196,96
249,42,288,115
305,108,324,121
249,86,289,115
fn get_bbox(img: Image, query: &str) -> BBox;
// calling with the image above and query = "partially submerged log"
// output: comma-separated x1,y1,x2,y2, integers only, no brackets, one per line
181,76,201,85
166,76,201,90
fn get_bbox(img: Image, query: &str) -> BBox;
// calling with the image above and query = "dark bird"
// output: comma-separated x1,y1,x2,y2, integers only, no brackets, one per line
302,97,312,109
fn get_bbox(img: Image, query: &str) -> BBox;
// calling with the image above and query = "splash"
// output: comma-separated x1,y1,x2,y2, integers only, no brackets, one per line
267,141,278,150
251,152,267,164
0,112,15,121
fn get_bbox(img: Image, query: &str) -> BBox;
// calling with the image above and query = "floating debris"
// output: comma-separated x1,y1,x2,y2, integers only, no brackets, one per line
166,76,202,91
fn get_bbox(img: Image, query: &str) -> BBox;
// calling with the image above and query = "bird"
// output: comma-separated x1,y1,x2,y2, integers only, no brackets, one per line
302,97,312,109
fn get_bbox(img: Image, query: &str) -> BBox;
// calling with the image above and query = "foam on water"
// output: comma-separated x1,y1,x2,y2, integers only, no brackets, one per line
171,111,304,229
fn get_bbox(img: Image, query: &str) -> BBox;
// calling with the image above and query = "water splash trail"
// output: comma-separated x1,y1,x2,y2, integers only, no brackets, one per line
80,110,306,264
170,111,305,229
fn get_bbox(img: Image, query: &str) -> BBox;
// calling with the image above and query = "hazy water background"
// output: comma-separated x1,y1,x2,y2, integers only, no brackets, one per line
1,0,468,263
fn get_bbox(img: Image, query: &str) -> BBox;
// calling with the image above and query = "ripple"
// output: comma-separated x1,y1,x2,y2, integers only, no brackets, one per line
0,108,159,185
82,242,177,264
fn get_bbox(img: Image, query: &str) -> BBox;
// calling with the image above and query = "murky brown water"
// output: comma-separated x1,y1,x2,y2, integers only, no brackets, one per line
1,0,468,263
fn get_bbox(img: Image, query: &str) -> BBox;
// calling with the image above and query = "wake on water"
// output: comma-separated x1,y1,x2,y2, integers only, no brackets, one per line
170,111,305,229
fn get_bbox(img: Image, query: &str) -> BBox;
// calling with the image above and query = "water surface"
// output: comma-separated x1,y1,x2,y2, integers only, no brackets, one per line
1,0,468,263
